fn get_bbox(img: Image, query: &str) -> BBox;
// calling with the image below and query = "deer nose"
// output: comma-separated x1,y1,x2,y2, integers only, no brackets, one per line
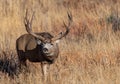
43,48,48,53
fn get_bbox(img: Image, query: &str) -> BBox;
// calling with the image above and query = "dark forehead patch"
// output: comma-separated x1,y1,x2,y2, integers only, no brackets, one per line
36,32,53,39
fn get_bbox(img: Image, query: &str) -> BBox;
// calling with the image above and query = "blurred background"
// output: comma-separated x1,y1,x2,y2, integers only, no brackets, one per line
0,0,120,84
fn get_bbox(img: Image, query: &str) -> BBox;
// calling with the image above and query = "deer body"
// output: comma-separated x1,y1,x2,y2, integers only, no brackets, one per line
16,33,59,63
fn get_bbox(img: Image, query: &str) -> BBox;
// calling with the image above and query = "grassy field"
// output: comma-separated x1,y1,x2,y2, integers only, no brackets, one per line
0,0,120,84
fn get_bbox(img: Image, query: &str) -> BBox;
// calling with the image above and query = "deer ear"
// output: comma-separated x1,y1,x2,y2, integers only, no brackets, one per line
36,39,42,45
55,40,60,44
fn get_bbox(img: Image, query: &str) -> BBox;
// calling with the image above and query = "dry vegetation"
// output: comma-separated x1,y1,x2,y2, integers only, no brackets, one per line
0,0,120,84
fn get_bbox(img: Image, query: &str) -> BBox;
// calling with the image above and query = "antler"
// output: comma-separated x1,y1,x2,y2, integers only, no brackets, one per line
52,11,73,41
24,9,45,41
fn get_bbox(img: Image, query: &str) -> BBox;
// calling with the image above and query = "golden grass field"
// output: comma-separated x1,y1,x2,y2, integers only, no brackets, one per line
0,0,120,84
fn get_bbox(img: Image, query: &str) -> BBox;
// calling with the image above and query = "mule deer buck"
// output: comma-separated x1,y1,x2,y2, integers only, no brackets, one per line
16,10,72,80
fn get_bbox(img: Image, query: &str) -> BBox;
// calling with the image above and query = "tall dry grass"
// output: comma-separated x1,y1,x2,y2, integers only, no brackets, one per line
0,0,120,84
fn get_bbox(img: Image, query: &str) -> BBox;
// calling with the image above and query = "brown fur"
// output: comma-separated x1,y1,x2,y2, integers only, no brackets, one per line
16,32,60,81
16,32,59,64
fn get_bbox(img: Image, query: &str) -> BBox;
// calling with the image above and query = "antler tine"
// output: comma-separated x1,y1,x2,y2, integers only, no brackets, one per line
52,11,73,41
64,11,73,28
24,9,45,42
24,9,28,27
30,11,35,27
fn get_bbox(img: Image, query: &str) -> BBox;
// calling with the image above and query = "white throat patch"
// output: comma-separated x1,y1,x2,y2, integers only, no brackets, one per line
44,43,53,49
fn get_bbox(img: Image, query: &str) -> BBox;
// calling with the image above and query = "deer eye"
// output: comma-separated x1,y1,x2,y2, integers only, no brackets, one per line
51,43,54,45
